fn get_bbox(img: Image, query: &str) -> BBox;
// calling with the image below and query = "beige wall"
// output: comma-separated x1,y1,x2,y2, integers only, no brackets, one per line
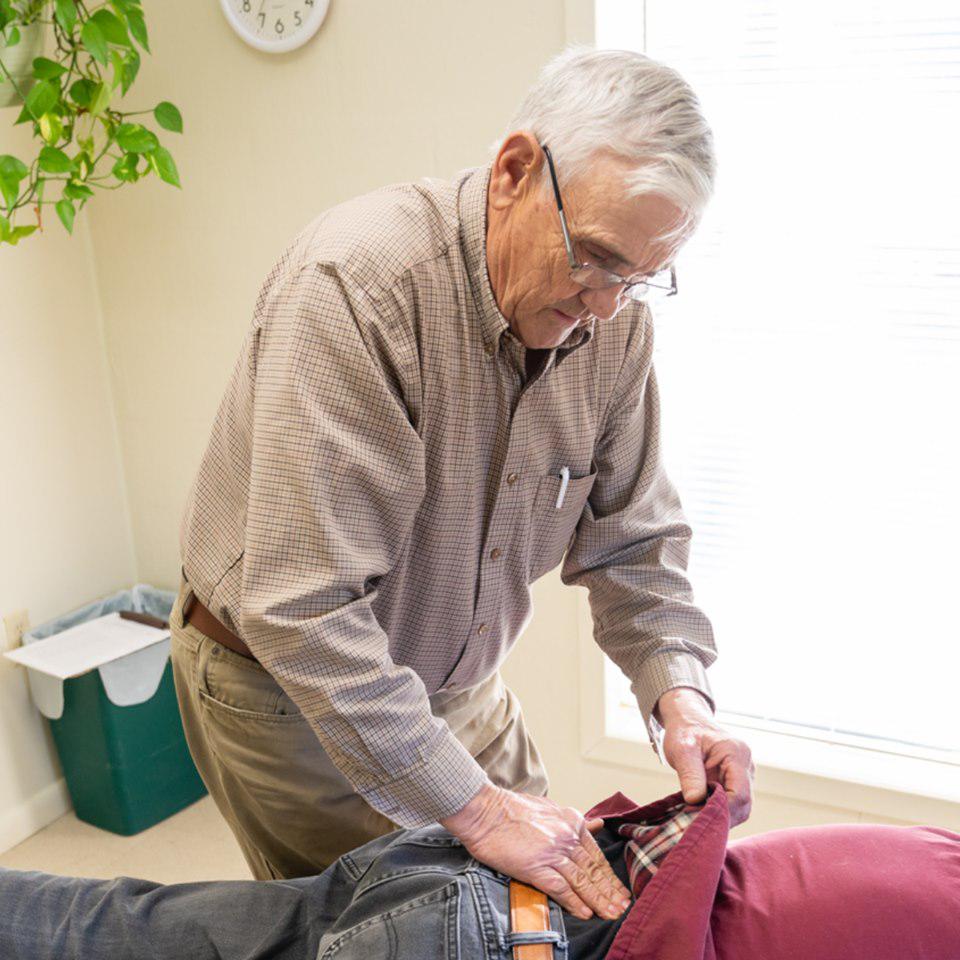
1,0,572,852
1,0,931,854
89,0,570,589
0,120,138,851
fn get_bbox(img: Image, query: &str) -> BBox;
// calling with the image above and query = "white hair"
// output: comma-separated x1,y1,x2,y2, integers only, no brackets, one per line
496,45,717,244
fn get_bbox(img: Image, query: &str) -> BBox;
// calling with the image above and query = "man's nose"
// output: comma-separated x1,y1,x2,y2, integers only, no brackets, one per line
581,284,625,322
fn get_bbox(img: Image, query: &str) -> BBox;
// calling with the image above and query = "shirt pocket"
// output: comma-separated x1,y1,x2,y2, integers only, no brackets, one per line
528,468,598,582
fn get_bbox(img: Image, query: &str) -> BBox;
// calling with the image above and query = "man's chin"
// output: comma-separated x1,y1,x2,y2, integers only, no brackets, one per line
510,309,581,349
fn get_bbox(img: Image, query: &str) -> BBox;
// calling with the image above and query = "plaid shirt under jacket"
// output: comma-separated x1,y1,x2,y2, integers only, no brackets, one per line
178,161,718,827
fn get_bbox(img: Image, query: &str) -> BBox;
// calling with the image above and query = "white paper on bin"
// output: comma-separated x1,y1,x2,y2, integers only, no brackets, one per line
5,613,171,719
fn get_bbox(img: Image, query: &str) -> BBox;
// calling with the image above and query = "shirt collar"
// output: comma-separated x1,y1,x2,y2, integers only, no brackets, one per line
458,163,595,366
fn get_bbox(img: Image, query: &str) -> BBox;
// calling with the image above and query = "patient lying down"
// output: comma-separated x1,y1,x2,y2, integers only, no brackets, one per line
1,783,958,960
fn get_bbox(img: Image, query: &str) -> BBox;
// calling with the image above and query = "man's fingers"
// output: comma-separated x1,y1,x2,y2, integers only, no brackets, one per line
577,821,632,903
556,854,625,921
719,753,754,826
671,746,708,804
585,816,605,834
568,839,631,918
537,872,592,920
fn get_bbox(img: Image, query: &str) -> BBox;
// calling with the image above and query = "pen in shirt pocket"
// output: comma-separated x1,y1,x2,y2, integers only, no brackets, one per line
555,466,570,509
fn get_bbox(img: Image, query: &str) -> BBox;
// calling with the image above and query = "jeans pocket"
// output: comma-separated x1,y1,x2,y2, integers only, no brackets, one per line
317,881,461,959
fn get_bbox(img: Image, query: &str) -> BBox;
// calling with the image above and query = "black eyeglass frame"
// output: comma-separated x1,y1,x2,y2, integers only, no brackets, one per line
541,143,678,301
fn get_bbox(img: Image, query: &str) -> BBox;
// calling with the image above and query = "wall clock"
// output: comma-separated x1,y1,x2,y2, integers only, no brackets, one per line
219,0,330,54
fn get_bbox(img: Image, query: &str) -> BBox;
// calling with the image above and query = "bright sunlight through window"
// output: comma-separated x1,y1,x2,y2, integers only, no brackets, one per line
597,0,960,762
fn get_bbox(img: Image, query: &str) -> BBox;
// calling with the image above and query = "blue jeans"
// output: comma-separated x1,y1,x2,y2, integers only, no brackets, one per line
0,823,577,960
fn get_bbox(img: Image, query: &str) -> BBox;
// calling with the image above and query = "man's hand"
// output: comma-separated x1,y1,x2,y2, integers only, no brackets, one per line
441,784,632,921
654,687,755,827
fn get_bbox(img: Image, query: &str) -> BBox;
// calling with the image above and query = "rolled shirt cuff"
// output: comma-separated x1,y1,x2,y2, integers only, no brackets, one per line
347,728,493,829
631,650,716,749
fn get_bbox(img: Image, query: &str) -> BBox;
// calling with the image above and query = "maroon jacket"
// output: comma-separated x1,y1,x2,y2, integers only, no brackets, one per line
587,782,960,960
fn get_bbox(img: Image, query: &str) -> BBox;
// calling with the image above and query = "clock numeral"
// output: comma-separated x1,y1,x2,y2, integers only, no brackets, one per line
294,10,302,26
305,0,314,5
258,12,265,28
275,17,284,33
241,0,250,11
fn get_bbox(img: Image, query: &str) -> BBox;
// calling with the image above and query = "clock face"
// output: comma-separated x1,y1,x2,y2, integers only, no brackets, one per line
219,0,331,54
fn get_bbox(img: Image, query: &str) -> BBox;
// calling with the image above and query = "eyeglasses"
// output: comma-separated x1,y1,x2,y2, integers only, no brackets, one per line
541,144,678,303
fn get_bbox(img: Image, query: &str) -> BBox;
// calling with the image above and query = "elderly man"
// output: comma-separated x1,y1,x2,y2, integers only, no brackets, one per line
170,45,754,921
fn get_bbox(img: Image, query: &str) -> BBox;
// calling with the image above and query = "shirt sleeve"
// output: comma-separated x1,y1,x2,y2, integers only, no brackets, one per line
237,260,490,827
560,306,718,742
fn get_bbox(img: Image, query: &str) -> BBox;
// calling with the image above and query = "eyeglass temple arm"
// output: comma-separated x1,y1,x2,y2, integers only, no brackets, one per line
542,144,579,269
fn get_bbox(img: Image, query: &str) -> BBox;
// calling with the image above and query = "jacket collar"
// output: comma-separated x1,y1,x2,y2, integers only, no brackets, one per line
588,783,730,960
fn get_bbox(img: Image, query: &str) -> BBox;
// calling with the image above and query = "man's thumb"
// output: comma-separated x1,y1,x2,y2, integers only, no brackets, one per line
673,752,708,804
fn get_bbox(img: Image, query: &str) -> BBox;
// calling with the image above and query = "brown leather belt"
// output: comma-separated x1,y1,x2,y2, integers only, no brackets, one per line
182,589,258,662
509,881,555,959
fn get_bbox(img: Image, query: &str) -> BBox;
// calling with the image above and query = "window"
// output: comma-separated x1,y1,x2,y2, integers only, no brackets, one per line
596,1,960,764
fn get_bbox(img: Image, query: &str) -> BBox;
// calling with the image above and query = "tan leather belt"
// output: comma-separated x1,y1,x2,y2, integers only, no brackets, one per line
509,881,555,960
182,589,258,662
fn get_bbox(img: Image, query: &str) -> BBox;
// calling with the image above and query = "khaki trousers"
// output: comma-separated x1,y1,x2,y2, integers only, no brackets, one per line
169,574,548,880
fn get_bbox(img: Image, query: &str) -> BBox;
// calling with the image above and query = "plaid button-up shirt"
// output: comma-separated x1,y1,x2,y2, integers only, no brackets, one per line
178,161,717,827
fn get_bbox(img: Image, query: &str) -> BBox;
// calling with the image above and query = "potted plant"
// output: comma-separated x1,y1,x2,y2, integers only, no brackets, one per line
0,0,183,247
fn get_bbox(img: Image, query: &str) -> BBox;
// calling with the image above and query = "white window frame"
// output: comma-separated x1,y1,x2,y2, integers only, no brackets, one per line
567,0,960,828
576,589,960,829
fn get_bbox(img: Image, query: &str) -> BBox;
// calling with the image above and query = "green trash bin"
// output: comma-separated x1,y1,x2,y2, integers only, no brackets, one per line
18,583,207,836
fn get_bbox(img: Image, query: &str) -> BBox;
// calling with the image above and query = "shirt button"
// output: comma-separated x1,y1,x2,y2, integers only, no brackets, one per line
489,547,502,560
477,623,488,636
506,472,519,485
483,342,493,357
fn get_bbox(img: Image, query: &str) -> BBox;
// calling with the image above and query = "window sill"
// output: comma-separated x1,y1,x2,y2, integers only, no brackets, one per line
584,719,960,831
576,593,960,830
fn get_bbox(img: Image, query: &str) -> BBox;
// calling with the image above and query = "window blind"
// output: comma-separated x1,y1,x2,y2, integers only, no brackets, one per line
597,0,960,756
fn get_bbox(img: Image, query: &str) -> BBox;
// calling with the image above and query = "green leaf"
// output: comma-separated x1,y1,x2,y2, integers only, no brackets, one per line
11,100,31,125
38,111,64,143
121,47,140,95
125,7,148,53
55,197,75,233
109,48,124,90
6,25,20,45
0,153,29,181
63,179,94,200
148,145,179,187
112,151,139,182
89,80,111,117
0,183,14,211
0,154,27,209
24,78,58,120
38,145,74,173
32,56,68,80
80,20,108,66
90,9,131,47
69,77,96,107
7,223,38,244
0,213,8,241
154,101,182,133
116,122,158,153
54,0,77,35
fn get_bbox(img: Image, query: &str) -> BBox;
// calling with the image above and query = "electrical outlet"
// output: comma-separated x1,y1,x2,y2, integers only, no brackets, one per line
2,609,30,651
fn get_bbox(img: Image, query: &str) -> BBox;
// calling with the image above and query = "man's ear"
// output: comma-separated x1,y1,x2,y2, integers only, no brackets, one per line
488,131,543,212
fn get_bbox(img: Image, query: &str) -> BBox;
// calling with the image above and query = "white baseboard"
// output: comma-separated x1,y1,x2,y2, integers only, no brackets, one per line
0,779,71,855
